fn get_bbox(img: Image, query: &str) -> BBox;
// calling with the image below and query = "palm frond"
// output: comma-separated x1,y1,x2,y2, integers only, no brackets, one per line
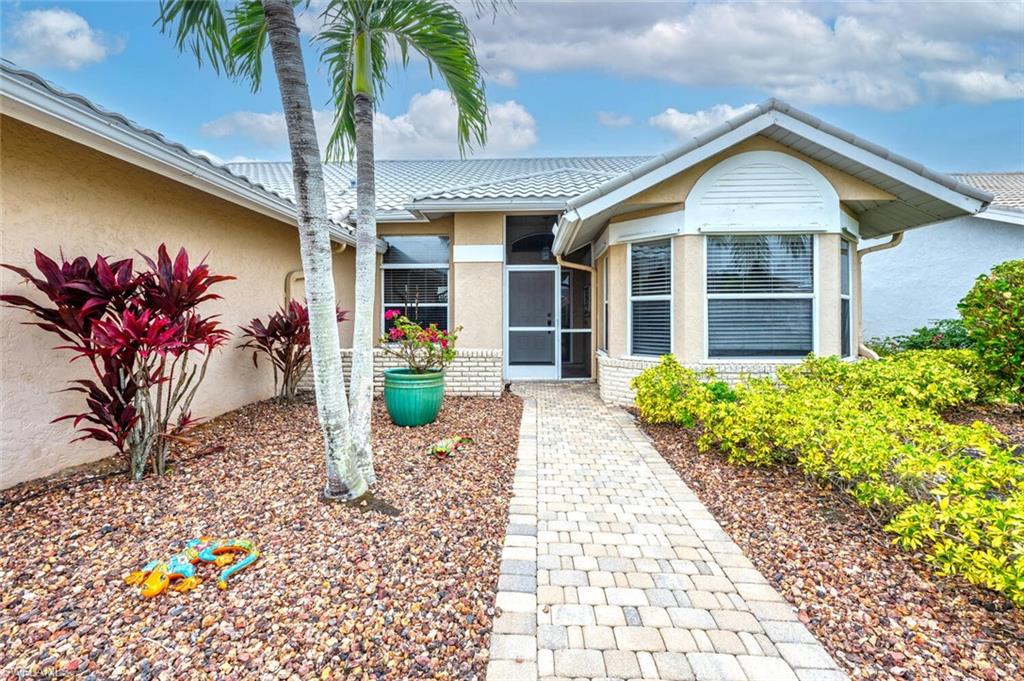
373,0,487,155
228,0,270,91
156,0,233,74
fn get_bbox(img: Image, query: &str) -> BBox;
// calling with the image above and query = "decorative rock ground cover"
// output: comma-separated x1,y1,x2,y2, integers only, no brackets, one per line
0,394,522,679
640,408,1024,681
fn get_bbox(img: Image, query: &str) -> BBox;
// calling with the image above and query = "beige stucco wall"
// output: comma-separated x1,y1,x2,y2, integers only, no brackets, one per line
453,213,503,349
817,233,843,356
0,116,356,488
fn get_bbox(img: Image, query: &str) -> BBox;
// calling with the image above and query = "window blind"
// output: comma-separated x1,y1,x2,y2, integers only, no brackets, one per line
382,236,449,331
383,268,448,305
708,299,813,357
707,235,813,294
707,234,815,359
630,240,671,356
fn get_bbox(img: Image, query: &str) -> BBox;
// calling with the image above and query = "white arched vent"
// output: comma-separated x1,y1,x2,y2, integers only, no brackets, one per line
684,151,840,233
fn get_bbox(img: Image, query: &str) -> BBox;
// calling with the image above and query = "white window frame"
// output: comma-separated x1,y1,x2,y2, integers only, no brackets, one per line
627,239,673,358
841,237,854,358
703,233,818,361
381,236,450,331
601,255,609,352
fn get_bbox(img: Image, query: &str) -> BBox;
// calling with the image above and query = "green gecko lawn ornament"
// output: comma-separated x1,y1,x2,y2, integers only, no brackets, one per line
124,537,259,598
428,436,474,459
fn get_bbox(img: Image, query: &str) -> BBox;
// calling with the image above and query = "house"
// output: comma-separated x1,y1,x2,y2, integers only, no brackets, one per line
1,62,996,487
861,174,1024,339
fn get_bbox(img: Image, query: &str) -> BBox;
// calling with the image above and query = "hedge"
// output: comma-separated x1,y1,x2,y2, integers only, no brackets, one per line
632,351,1023,606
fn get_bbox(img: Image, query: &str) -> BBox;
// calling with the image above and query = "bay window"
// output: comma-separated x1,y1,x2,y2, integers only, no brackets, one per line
707,234,814,358
629,240,671,356
382,236,449,330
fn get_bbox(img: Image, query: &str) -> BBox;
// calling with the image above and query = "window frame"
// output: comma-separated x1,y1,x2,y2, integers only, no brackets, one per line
600,255,609,352
840,237,854,358
703,233,818,361
627,238,673,358
380,235,451,332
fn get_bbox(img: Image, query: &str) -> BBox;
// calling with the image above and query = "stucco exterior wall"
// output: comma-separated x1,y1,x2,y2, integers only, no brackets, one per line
452,213,503,350
0,116,356,488
861,216,1024,338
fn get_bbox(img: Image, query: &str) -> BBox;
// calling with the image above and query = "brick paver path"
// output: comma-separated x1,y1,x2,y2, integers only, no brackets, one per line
487,383,846,681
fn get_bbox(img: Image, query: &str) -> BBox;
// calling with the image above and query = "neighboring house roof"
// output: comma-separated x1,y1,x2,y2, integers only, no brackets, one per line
951,173,1024,225
555,98,993,252
0,60,362,247
229,156,649,221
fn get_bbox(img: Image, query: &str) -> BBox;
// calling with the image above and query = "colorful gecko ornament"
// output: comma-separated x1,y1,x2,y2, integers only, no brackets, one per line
124,537,259,598
428,436,474,459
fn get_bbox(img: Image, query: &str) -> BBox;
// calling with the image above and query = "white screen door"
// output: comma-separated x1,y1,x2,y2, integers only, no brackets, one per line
506,267,558,379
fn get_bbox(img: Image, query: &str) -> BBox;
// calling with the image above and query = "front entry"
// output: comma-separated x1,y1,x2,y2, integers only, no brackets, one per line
504,215,593,381
506,267,559,379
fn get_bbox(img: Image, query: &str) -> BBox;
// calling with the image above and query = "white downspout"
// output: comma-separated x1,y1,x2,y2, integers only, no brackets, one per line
855,232,904,360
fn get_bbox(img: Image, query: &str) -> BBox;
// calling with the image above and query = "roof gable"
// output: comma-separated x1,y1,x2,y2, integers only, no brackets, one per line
555,98,992,251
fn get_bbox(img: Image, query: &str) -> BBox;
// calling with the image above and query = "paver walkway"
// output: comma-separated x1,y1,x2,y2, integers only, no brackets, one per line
487,383,846,681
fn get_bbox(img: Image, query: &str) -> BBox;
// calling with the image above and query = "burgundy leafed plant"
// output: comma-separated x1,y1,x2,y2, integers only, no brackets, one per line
1,245,233,479
239,300,348,402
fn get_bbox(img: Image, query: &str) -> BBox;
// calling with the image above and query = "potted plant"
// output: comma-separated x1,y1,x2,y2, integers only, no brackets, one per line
379,310,461,426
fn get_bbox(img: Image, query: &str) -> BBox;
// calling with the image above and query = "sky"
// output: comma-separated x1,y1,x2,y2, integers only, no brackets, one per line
1,0,1022,171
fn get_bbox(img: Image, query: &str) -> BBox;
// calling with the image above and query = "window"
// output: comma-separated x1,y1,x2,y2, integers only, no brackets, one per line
505,215,556,265
382,236,449,330
707,234,814,358
600,255,609,352
629,240,671,356
841,239,852,357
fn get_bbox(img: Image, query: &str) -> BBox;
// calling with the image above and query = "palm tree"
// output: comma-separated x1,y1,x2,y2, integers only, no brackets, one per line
317,0,488,485
157,0,368,501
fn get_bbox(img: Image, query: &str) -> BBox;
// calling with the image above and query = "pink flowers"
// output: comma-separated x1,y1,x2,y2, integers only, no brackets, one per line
378,311,462,374
388,327,405,341
385,309,401,321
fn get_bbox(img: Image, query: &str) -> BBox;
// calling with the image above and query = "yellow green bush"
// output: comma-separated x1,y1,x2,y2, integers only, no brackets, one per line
631,352,1024,606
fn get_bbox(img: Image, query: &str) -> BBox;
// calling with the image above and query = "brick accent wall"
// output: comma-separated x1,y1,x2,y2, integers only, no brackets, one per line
298,348,504,397
597,354,781,406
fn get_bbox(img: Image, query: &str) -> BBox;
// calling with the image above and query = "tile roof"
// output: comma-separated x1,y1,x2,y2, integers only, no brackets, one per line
228,157,650,220
953,173,1024,211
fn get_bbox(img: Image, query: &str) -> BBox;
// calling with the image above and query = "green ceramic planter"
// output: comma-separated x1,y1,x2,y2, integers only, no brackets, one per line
383,368,445,427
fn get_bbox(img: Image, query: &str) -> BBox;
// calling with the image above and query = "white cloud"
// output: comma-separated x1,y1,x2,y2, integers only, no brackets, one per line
467,1,1024,109
4,8,123,70
920,69,1024,102
649,104,757,141
199,90,538,159
596,111,633,128
489,68,518,87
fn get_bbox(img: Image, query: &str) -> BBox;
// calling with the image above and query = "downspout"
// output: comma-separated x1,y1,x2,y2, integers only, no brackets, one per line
555,255,599,379
284,242,348,304
855,232,904,360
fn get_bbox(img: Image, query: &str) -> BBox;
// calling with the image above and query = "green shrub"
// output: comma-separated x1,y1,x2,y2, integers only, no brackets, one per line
866,318,971,357
959,259,1024,402
633,353,1024,605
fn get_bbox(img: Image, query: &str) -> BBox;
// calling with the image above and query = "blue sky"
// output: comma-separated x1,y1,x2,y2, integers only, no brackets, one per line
2,1,1022,171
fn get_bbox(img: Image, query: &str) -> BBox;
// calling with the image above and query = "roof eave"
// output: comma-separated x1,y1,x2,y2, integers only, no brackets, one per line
0,64,358,247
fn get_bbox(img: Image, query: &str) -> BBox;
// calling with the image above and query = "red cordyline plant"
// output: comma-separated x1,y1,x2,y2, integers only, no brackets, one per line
380,310,461,373
239,300,348,401
1,245,233,479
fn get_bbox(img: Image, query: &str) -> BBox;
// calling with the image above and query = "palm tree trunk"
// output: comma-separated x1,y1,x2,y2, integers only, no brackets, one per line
347,33,378,486
261,0,366,501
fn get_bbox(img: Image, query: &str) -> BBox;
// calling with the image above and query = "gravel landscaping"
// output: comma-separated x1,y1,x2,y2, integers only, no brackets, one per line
639,409,1024,681
0,393,522,679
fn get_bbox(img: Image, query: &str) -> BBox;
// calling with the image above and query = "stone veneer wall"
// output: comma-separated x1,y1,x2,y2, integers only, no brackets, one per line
597,353,780,406
298,348,504,397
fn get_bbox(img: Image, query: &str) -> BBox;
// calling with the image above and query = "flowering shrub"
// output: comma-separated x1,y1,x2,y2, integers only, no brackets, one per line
2,245,232,479
632,351,1024,605
379,310,460,373
239,300,348,401
959,259,1024,402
